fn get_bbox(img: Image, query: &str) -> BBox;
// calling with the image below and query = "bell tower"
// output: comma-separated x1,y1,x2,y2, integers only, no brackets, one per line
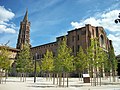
16,9,31,50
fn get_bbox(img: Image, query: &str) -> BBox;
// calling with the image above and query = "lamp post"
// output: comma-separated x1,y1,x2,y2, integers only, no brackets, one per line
34,53,37,83
115,13,120,24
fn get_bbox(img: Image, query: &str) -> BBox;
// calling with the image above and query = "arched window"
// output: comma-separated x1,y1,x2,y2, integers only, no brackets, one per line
100,35,105,47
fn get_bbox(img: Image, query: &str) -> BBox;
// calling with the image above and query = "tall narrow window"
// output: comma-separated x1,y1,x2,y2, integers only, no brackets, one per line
77,35,79,40
100,35,105,48
77,45,80,52
37,54,39,59
72,36,74,42
72,46,74,53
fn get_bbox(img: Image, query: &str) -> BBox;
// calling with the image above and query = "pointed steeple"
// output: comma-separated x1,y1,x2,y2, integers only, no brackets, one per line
16,9,31,50
23,9,28,22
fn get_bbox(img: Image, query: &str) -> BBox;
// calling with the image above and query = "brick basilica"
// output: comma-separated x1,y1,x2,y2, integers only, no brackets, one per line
16,10,113,61
2,10,113,72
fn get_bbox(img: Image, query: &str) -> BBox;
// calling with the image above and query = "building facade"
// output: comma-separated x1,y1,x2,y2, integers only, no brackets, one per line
15,10,112,61
31,24,112,60
1,10,112,63
0,10,115,76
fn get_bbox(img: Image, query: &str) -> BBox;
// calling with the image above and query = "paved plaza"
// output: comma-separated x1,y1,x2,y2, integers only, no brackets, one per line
0,77,120,90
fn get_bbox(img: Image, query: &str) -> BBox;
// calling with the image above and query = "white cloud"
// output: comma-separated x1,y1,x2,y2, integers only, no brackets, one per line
0,6,16,34
71,17,100,28
108,34,120,55
71,9,120,55
71,10,120,32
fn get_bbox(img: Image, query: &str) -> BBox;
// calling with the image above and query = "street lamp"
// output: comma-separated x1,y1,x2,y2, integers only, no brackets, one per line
34,53,37,83
115,13,120,24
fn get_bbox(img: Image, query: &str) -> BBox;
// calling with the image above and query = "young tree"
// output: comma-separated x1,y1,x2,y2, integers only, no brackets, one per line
87,39,95,86
74,46,87,81
87,38,108,86
108,48,117,82
16,43,33,81
36,62,41,76
41,50,54,80
0,46,11,84
96,46,108,85
55,37,74,87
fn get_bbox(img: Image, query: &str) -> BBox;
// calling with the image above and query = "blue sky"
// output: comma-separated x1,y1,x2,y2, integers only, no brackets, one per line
0,0,120,55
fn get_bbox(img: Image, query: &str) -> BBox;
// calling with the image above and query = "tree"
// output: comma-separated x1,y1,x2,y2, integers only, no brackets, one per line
0,46,11,84
36,62,41,76
16,43,33,81
41,50,54,80
87,38,108,86
55,37,74,87
108,48,117,82
74,46,87,81
96,46,108,85
86,39,95,86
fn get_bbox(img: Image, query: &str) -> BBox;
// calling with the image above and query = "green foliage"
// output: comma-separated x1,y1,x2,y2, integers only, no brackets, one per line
36,62,41,74
87,38,109,74
87,38,95,68
0,46,11,70
74,46,87,72
16,43,33,73
104,53,110,72
108,48,117,71
55,37,74,73
41,50,54,73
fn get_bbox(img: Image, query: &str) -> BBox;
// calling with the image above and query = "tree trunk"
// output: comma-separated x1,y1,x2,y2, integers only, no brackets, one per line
1,69,3,84
46,73,48,81
59,73,62,87
96,71,98,86
90,69,93,86
110,70,112,82
5,70,7,84
0,70,2,84
0,75,1,84
25,73,26,82
59,73,60,87
81,73,83,81
100,73,101,86
79,73,80,81
20,73,22,81
57,73,58,85
22,73,24,82
99,68,102,86
49,73,50,81
89,66,93,86
67,73,69,87
63,72,65,87
112,69,115,82
90,77,92,86
93,68,96,86
53,73,55,85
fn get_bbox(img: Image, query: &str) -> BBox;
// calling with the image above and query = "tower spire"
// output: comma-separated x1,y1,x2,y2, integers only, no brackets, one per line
16,9,31,50
23,9,28,22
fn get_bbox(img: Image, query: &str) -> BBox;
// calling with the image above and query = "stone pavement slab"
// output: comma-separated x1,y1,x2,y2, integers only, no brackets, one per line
0,77,120,90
